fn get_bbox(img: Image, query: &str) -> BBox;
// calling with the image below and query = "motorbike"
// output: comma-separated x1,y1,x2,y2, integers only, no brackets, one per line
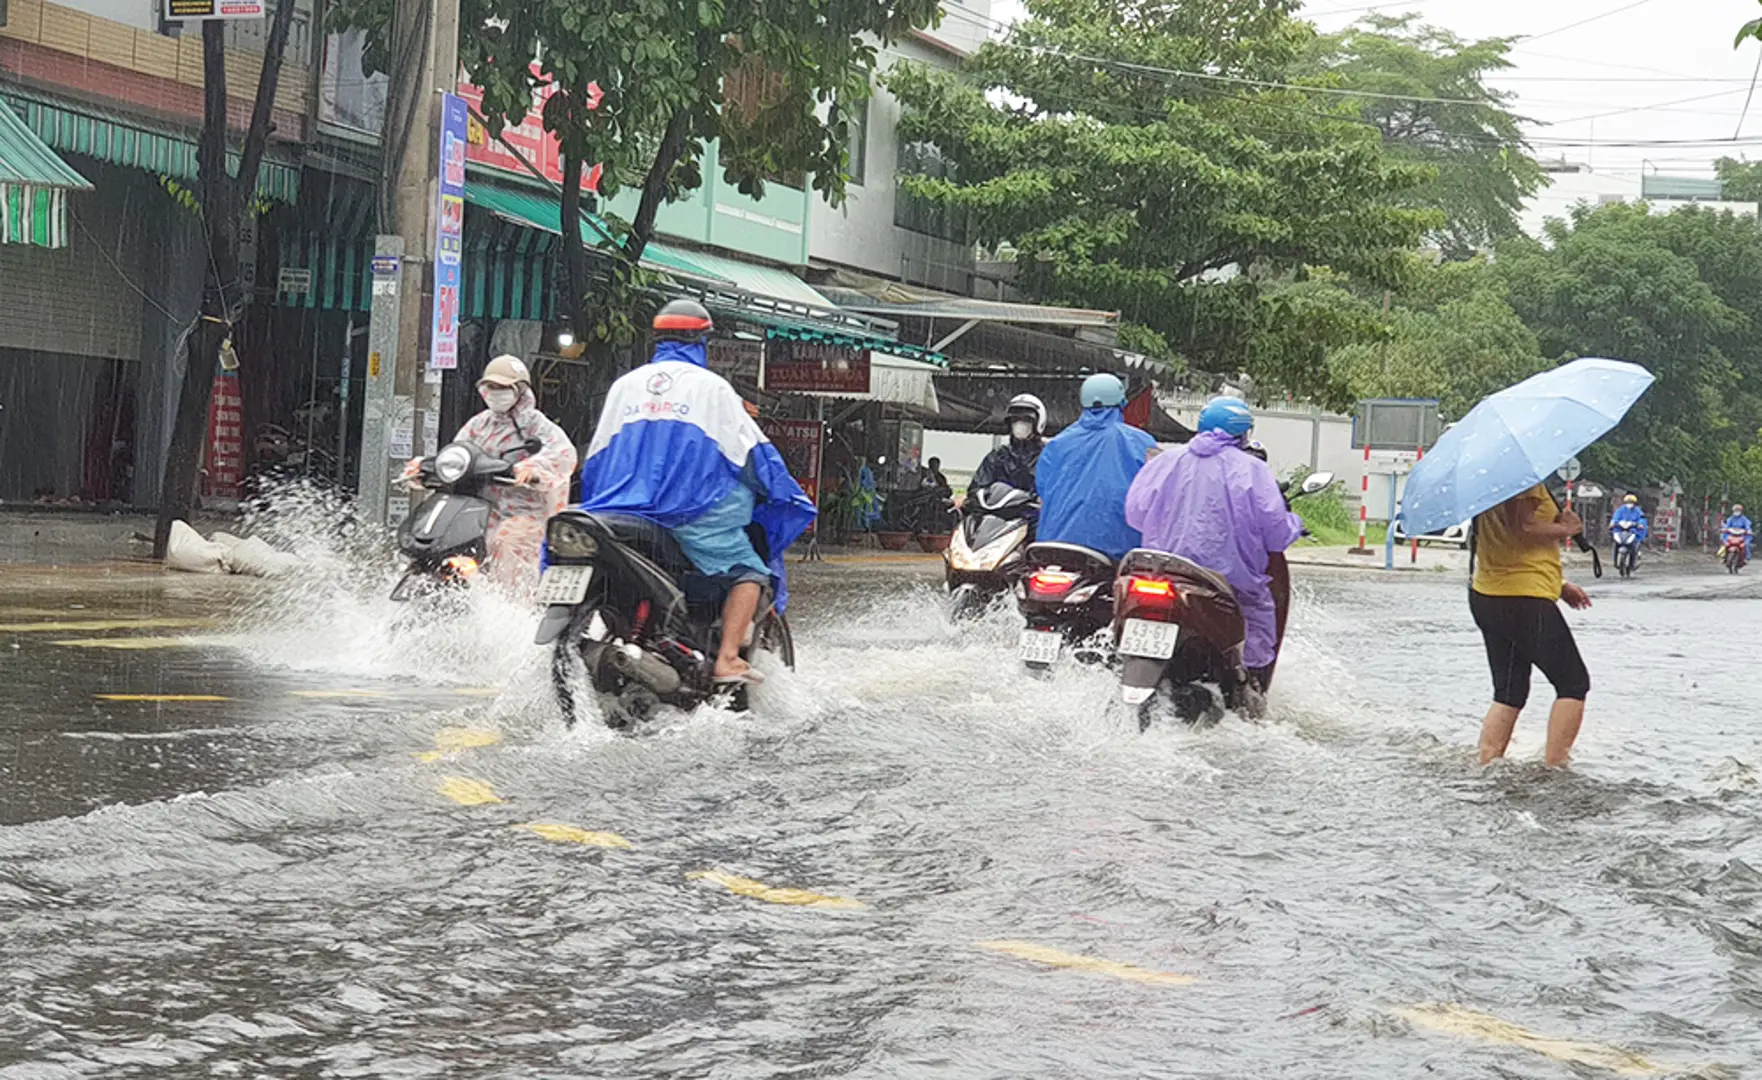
391,439,537,600
1113,471,1336,729
1611,521,1642,579
534,511,795,730
1014,541,1119,670
945,483,1037,619
1724,533,1750,574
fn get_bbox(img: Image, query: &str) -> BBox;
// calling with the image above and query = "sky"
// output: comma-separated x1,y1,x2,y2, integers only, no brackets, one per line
980,0,1762,178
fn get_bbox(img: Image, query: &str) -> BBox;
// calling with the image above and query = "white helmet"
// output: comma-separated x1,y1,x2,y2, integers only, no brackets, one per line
479,354,531,389
1007,393,1047,435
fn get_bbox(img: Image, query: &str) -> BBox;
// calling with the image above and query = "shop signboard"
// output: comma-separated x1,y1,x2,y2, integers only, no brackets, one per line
202,370,244,501
763,338,871,395
165,0,264,19
760,418,825,534
456,70,603,192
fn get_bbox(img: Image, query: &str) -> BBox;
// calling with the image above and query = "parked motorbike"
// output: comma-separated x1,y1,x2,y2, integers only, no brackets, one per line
1114,471,1336,729
535,510,795,730
945,482,1037,619
391,439,533,600
1612,522,1642,579
1014,541,1118,670
1724,533,1749,574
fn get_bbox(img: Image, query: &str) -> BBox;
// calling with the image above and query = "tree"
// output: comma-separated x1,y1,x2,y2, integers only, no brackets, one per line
1713,156,1762,202
884,0,1438,388
154,0,299,556
1305,15,1543,257
332,0,940,354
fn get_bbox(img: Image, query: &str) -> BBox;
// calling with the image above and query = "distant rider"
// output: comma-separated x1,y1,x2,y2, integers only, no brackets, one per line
969,393,1047,499
576,299,815,684
1609,493,1648,544
423,355,577,594
1724,503,1753,565
1124,397,1304,687
1035,374,1155,561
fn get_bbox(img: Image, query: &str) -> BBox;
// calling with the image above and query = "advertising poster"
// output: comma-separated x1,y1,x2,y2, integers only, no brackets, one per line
431,93,468,370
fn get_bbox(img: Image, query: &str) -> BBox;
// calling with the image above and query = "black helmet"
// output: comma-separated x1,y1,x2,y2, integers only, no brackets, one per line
653,297,714,343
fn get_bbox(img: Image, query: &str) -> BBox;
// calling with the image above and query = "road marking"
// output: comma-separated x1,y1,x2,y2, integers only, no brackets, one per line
94,694,232,703
54,637,198,650
1392,1004,1709,1077
687,870,864,909
977,940,1198,986
514,823,633,849
0,618,211,633
415,727,503,762
437,776,504,806
291,689,393,699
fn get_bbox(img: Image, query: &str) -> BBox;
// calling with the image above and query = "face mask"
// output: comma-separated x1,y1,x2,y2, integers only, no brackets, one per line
481,387,518,413
1011,420,1035,441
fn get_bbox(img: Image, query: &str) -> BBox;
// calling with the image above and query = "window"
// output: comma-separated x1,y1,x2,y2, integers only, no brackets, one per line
895,140,968,242
318,29,389,136
847,97,869,186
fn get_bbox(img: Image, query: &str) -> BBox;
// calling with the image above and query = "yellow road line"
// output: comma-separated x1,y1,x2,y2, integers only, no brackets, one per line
54,637,198,650
0,618,212,633
977,940,1198,986
437,775,504,806
1392,1004,1714,1077
687,870,864,909
94,694,232,703
415,727,503,762
514,822,633,849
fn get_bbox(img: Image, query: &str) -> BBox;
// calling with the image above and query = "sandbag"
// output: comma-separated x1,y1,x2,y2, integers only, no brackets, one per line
220,535,302,577
163,520,228,574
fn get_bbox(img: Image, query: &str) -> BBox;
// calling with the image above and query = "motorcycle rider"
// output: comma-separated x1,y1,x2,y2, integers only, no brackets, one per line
1036,374,1156,561
1724,503,1753,565
576,298,815,684
1123,396,1304,688
969,393,1047,500
412,354,578,594
1609,494,1648,544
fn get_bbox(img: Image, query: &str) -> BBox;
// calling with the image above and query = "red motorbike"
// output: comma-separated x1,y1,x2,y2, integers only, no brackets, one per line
1723,533,1750,574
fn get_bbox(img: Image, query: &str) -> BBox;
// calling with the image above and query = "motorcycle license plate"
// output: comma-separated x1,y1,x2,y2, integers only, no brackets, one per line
1118,618,1179,660
536,565,594,606
1019,629,1062,665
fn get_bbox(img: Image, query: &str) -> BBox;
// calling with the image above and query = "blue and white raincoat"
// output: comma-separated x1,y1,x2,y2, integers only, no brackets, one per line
577,340,816,607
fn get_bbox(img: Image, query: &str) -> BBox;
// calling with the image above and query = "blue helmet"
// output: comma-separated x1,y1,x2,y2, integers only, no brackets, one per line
1198,396,1254,439
1080,373,1127,409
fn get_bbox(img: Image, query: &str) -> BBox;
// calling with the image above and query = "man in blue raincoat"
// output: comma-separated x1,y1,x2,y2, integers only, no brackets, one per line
1725,503,1753,561
577,298,815,684
1035,373,1156,561
1609,494,1648,541
1124,397,1304,681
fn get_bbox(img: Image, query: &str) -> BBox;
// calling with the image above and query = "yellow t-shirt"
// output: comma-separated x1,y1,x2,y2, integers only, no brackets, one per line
1472,484,1564,600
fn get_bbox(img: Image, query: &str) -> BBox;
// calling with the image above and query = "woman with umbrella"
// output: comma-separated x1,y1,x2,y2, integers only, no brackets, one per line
1400,358,1655,768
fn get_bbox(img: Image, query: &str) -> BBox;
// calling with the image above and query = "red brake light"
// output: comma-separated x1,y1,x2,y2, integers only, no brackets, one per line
1029,570,1079,593
1128,577,1174,597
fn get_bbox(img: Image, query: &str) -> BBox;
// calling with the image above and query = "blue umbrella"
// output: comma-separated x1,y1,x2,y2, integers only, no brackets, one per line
1399,357,1656,537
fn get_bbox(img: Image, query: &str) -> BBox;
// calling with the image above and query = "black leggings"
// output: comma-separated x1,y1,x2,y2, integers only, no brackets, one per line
1469,591,1591,709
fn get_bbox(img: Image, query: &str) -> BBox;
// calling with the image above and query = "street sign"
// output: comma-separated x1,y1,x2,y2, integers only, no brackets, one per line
165,0,264,19
1576,482,1605,500
1557,456,1582,483
1352,398,1442,451
278,267,312,296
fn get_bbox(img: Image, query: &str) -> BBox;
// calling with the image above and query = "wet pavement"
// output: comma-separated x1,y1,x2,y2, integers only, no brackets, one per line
1,535,1759,1078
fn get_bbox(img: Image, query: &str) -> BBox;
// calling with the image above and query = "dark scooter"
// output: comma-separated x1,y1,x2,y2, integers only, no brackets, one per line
391,439,538,600
535,511,794,730
1612,521,1641,579
1014,541,1118,670
945,483,1037,619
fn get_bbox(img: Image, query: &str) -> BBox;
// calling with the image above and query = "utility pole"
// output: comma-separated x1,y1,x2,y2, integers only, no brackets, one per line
361,0,461,528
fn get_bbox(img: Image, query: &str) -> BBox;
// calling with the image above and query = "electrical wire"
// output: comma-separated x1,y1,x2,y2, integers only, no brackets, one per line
1736,48,1762,139
1520,0,1656,45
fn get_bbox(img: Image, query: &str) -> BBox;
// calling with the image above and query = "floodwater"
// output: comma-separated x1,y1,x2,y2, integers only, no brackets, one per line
1,528,1759,1077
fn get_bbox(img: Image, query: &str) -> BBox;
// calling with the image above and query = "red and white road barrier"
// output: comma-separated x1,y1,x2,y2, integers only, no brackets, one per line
1357,443,1371,551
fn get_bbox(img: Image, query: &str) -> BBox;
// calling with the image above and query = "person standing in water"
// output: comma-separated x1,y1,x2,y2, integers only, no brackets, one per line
1470,484,1594,767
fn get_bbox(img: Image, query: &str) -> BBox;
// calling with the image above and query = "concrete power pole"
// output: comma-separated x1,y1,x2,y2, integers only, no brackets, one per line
360,0,462,528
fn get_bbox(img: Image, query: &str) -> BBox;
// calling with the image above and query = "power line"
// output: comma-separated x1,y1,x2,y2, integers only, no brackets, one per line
1737,48,1762,139
1521,0,1656,45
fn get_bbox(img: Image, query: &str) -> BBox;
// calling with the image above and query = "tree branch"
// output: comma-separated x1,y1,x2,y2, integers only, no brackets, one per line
627,106,693,266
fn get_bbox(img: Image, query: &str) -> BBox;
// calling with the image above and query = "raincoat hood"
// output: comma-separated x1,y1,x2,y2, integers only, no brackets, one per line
654,340,708,368
1185,429,1240,459
1034,405,1156,561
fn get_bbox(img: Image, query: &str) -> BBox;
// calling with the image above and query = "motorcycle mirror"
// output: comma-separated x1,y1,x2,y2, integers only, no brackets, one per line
1301,472,1337,495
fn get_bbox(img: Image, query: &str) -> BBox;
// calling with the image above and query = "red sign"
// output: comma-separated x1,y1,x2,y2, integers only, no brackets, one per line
203,371,244,501
761,418,825,534
457,69,602,192
763,339,872,395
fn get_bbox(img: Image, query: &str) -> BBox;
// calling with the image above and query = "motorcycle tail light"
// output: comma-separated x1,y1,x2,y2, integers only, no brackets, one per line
1028,569,1078,595
443,555,481,578
1128,577,1174,597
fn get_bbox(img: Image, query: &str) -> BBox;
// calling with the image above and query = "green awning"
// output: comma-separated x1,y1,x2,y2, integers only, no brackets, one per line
2,92,299,203
461,179,725,281
0,98,91,248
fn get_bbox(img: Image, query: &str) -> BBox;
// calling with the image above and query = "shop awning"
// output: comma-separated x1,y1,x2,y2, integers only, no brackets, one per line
461,179,727,281
780,351,941,411
669,248,835,310
2,92,299,203
0,99,91,248
816,271,1118,328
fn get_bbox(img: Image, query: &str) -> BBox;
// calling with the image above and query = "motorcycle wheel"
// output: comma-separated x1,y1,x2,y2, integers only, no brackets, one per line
947,583,985,622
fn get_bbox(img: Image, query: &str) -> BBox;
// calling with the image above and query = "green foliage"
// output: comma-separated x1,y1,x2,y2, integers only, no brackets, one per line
1714,156,1762,202
1306,15,1542,256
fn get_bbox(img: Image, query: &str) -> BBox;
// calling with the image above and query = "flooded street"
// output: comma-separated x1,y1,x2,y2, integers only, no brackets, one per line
1,547,1759,1077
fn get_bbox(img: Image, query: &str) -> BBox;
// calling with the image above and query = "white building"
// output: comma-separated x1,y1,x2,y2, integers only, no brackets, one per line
1518,163,1758,239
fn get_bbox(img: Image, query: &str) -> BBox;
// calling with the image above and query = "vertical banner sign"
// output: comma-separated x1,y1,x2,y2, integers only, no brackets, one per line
760,419,825,535
431,93,468,370
202,370,244,501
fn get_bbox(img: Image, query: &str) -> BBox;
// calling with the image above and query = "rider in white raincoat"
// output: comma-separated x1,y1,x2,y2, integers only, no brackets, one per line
453,355,577,594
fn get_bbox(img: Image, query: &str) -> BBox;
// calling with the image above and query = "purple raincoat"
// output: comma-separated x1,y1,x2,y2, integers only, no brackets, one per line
1124,430,1303,668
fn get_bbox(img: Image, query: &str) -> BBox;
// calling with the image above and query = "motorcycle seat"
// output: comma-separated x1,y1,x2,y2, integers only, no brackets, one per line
577,512,692,572
1025,541,1116,574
